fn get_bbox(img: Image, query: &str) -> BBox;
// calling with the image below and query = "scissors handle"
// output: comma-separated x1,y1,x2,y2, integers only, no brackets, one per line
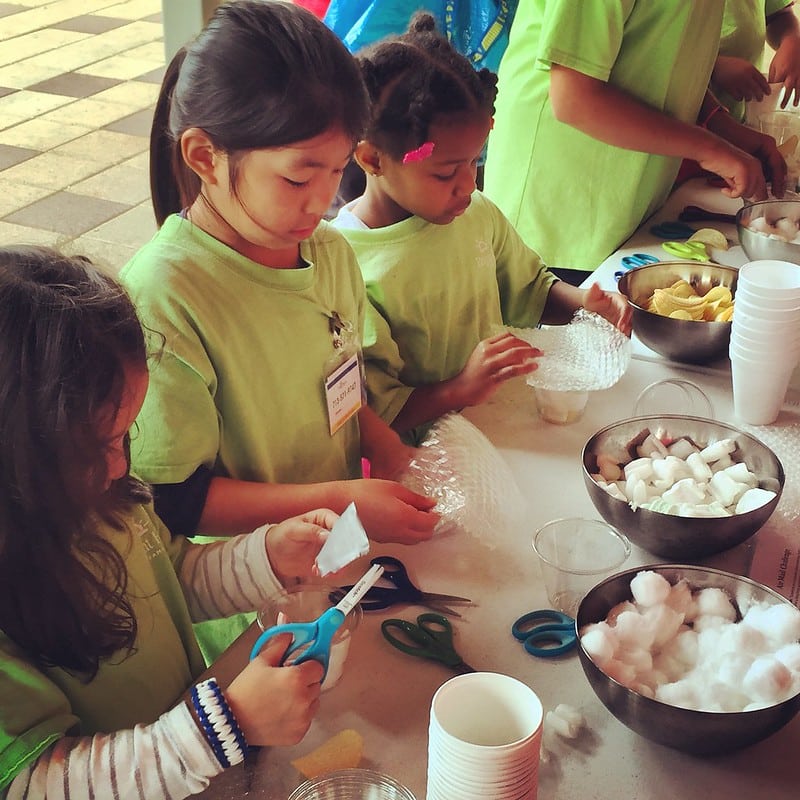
512,610,577,658
381,613,464,668
249,607,344,678
370,556,421,599
662,241,709,262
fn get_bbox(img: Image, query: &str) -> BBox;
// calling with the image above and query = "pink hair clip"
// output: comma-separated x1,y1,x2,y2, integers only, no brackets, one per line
402,141,435,164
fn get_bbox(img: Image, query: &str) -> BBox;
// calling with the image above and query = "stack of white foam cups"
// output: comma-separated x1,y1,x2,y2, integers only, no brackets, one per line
426,672,543,800
729,259,800,425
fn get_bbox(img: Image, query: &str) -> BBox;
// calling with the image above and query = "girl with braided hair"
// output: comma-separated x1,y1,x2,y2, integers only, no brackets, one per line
332,13,631,437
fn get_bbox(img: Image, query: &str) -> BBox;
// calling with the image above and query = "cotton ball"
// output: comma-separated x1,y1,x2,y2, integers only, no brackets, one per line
704,681,751,713
722,619,767,656
602,658,637,688
551,704,585,739
580,622,618,665
614,609,657,650
652,651,688,683
630,681,656,698
641,604,685,650
656,678,702,710
716,651,755,688
695,587,737,621
617,646,653,676
743,603,800,647
659,628,699,668
666,579,697,620
775,217,799,239
743,656,793,704
693,614,730,633
776,642,800,673
749,217,774,235
630,570,671,607
607,600,636,625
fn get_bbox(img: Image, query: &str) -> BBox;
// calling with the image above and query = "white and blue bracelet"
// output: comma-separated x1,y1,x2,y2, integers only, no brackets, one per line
190,677,249,768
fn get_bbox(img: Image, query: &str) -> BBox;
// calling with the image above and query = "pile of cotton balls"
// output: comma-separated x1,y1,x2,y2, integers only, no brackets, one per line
580,570,800,711
747,215,800,244
590,433,776,518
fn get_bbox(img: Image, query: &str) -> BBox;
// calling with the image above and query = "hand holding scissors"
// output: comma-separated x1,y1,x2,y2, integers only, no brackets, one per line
511,609,577,658
381,612,476,674
661,240,711,262
249,563,384,678
339,555,472,617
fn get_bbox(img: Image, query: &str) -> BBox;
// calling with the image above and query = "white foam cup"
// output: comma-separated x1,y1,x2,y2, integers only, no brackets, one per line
730,353,796,425
731,301,800,324
734,286,800,311
739,260,800,295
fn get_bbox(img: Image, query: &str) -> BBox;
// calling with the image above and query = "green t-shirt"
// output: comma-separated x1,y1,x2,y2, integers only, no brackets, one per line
120,216,367,491
713,0,792,121
334,192,557,423
0,503,204,789
484,0,724,270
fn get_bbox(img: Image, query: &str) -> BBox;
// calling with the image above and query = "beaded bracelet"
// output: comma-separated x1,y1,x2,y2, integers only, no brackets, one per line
190,678,249,768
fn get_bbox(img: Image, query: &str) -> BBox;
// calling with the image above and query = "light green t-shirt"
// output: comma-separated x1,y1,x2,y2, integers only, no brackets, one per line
121,216,367,491
713,0,792,121
484,0,724,270
0,503,204,789
334,192,557,423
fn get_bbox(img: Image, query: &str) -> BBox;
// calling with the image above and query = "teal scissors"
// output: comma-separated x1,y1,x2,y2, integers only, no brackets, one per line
511,609,577,658
381,612,476,674
615,252,659,280
661,240,711,262
249,563,384,678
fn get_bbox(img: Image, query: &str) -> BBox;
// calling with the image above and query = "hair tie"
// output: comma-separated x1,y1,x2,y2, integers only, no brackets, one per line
402,141,435,164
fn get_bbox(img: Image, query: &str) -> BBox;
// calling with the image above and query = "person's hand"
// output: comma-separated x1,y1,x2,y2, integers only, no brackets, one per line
265,509,338,583
696,135,778,200
712,56,770,101
583,283,632,336
449,333,542,407
345,478,439,544
224,634,324,747
769,36,800,107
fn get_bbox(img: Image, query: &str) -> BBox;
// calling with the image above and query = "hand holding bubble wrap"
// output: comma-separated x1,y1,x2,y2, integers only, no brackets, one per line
397,414,527,544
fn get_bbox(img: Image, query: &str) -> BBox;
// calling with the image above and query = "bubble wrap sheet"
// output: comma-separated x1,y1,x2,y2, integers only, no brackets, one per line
398,413,527,543
505,310,631,392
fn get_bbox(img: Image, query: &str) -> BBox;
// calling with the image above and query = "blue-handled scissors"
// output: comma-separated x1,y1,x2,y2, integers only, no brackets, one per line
615,252,660,280
249,563,384,678
650,220,696,240
511,609,577,658
381,612,477,674
661,240,711,262
339,556,472,617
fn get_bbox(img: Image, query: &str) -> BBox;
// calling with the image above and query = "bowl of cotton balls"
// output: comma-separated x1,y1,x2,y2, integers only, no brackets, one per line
737,199,800,264
577,565,800,755
582,415,784,559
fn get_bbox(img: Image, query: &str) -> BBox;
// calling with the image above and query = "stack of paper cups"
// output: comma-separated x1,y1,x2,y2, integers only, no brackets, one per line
730,259,800,425
426,672,543,800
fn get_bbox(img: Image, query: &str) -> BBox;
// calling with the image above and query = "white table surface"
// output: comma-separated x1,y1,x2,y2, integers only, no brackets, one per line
198,180,800,800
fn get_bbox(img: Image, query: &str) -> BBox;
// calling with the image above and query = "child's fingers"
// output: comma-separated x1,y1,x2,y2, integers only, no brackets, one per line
299,508,339,529
255,632,294,666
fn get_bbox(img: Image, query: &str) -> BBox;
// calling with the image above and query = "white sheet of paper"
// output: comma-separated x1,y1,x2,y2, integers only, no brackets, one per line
315,501,370,577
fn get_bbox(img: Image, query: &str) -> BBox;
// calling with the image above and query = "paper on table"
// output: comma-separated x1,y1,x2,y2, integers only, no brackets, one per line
315,501,370,577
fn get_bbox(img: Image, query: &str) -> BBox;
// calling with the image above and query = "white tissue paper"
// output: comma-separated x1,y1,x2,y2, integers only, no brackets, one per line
506,309,631,392
398,413,527,545
315,501,370,576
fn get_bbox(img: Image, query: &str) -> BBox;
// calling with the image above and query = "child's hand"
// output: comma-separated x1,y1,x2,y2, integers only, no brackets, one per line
345,479,439,544
712,56,770,102
266,509,338,584
770,38,800,108
225,634,323,746
583,283,632,336
452,333,542,407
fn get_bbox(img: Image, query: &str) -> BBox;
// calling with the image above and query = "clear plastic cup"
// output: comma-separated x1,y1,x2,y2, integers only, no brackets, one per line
533,386,590,425
288,769,416,800
758,110,800,148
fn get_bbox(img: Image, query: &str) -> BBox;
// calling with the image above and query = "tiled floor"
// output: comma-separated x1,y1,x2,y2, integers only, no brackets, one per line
0,0,164,274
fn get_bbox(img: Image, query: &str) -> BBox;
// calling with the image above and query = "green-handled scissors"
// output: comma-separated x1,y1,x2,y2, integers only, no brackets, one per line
661,240,711,262
381,612,476,675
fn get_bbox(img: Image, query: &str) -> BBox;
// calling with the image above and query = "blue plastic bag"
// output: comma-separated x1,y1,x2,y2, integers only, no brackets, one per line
323,0,517,74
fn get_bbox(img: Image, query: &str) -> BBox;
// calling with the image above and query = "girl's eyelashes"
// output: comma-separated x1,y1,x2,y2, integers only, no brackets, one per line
284,177,308,188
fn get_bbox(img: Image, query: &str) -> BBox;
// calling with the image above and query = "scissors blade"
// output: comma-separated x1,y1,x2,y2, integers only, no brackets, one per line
335,563,384,617
420,591,472,605
421,601,463,618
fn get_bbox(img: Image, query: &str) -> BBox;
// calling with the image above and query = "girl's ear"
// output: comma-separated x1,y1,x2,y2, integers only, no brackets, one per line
353,140,383,177
181,127,221,184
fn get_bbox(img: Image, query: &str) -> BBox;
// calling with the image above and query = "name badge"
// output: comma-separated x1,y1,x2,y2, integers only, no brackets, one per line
325,351,364,435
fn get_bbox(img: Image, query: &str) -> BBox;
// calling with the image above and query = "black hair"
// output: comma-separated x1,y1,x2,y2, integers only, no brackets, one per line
357,12,498,161
0,246,152,677
150,0,370,225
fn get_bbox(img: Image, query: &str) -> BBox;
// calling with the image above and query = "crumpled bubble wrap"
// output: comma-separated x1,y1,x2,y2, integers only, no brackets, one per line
505,309,631,392
398,413,527,543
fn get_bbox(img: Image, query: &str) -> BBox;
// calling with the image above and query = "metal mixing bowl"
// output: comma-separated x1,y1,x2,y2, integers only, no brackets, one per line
617,262,737,364
577,564,800,755
737,199,800,264
582,415,784,559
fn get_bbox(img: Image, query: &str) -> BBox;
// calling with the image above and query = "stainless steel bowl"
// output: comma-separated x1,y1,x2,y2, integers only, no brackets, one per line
617,262,737,364
737,199,800,264
582,415,784,559
577,564,800,755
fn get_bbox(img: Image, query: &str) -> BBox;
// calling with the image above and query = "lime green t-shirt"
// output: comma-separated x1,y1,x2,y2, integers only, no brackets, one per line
484,0,724,270
713,0,793,121
120,216,366,491
0,503,204,789
335,192,557,423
